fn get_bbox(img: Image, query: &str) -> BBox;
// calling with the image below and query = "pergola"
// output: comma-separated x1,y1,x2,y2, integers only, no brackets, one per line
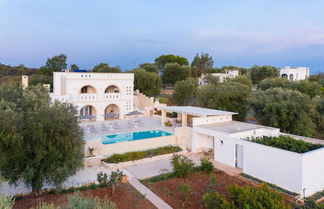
160,106,237,127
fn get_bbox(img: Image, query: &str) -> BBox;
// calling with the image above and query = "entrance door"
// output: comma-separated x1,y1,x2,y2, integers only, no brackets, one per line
235,144,243,168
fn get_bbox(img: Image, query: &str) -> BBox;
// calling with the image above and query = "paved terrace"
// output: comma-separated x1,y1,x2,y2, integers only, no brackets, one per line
81,116,175,141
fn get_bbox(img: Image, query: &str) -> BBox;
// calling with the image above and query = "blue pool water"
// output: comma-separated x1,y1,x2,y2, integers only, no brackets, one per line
102,129,172,144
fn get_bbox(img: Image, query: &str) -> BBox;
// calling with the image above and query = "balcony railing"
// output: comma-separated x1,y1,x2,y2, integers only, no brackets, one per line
79,93,97,101
104,93,120,100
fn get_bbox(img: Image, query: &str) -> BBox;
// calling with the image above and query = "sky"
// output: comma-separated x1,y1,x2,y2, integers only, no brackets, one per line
1,0,324,73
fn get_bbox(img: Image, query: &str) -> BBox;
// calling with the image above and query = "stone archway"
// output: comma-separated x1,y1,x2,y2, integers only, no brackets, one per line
105,85,119,93
80,85,96,93
104,104,119,120
80,105,97,118
281,74,288,79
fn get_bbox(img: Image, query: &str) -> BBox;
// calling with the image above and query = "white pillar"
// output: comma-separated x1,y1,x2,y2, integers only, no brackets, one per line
191,131,198,152
161,109,167,126
182,113,187,127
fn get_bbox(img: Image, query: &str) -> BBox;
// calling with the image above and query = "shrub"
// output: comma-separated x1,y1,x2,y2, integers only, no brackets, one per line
202,184,290,209
248,135,323,153
171,154,194,178
202,191,230,209
109,169,124,195
157,97,168,104
0,195,14,209
178,183,192,205
32,203,59,209
97,171,108,184
67,192,116,209
103,146,181,163
164,121,172,127
199,157,214,173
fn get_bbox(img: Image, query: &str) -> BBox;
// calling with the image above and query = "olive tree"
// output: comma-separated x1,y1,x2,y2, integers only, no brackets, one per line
0,84,84,194
250,88,317,137
197,82,252,121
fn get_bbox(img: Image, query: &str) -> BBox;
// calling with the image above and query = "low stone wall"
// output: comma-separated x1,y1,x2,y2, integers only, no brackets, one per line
84,155,102,167
102,150,188,170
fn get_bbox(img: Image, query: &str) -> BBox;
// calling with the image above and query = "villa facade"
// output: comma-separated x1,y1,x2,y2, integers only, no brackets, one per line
199,70,239,85
280,66,310,81
50,72,134,121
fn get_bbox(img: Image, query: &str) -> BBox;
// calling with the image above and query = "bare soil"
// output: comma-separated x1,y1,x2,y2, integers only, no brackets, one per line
143,170,295,209
13,183,156,209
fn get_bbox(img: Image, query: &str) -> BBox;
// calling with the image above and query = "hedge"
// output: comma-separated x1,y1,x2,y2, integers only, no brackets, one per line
103,146,182,163
248,135,323,153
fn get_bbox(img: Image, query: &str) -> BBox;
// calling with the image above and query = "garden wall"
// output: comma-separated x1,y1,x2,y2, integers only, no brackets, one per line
235,139,303,195
301,148,324,196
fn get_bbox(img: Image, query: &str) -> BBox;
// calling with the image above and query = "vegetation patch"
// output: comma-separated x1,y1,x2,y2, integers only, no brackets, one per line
240,173,298,197
103,146,182,163
247,135,323,153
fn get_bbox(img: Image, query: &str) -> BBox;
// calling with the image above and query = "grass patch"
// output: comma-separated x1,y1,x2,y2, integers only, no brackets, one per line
103,146,182,163
240,173,298,197
247,135,323,153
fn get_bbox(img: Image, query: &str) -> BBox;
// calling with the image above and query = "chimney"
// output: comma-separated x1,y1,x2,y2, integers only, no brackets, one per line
22,75,28,89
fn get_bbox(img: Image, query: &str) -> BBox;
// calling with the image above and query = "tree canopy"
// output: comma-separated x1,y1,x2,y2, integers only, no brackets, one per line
138,63,159,73
0,84,84,193
133,69,161,96
155,54,189,72
91,63,121,73
162,63,189,84
38,54,67,76
172,78,198,105
249,88,317,137
258,78,323,98
197,81,252,121
191,53,214,75
250,65,279,85
70,64,79,71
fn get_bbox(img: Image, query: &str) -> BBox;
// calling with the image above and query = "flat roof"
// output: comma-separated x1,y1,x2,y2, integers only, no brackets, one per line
161,106,237,117
197,121,278,134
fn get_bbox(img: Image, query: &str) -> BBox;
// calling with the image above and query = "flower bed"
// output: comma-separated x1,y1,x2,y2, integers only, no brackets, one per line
103,145,182,163
248,135,323,153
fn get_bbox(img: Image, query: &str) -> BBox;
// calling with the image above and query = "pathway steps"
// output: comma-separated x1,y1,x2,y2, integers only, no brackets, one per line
122,169,173,209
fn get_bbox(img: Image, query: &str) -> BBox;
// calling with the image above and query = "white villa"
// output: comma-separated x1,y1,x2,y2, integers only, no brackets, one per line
199,69,239,85
20,73,324,198
280,66,310,81
50,71,134,121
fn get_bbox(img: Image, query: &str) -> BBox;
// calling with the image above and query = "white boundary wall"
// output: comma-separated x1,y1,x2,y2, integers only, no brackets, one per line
219,137,324,196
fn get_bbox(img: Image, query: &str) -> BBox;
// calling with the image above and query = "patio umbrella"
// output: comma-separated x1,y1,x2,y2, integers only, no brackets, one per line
80,114,96,120
103,112,119,117
126,110,143,116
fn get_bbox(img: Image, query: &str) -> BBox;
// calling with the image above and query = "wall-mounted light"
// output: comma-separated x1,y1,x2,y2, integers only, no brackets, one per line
220,140,224,145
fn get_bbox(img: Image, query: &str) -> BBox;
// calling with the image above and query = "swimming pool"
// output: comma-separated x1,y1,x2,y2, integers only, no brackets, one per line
102,129,172,144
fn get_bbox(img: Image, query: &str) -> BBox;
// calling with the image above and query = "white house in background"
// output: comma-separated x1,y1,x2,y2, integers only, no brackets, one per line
199,70,239,85
280,66,310,81
161,106,324,197
50,71,134,121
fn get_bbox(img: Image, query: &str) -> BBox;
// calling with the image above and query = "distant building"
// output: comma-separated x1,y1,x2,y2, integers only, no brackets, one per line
199,70,239,85
280,66,309,81
50,71,134,121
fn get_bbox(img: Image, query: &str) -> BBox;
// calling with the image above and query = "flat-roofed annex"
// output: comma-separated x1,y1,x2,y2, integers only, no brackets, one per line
197,121,278,134
161,106,237,117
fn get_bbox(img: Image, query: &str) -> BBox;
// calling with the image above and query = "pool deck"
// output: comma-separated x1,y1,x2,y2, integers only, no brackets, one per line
81,117,175,141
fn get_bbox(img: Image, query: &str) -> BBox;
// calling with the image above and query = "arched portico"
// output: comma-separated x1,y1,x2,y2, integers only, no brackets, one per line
281,74,288,79
289,74,294,81
105,85,119,93
80,105,97,118
104,104,120,120
80,85,96,93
